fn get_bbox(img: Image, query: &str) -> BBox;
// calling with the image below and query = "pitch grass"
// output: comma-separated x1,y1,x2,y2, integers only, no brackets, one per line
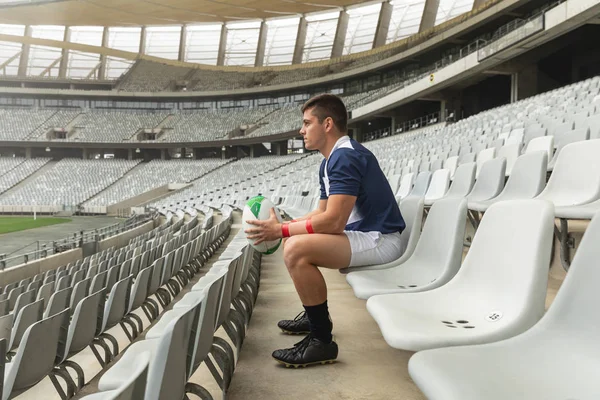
0,217,72,235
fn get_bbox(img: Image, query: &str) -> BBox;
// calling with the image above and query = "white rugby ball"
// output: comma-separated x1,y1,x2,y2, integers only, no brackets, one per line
243,196,283,254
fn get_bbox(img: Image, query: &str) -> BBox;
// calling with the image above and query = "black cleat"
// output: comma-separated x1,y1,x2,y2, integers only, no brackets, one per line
277,311,310,334
272,335,338,368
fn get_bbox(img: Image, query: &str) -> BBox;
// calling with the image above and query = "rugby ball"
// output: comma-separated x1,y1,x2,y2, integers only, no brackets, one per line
243,196,283,254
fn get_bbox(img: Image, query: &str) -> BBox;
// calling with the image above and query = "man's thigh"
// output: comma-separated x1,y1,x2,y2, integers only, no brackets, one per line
284,234,352,270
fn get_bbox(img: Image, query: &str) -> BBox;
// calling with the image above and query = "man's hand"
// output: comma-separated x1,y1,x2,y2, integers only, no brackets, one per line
244,208,282,245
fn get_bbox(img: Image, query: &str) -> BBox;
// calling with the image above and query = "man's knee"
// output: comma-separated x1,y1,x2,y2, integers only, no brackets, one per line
283,236,308,269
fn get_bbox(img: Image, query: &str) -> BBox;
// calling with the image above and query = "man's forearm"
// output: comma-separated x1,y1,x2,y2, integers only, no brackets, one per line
293,208,324,221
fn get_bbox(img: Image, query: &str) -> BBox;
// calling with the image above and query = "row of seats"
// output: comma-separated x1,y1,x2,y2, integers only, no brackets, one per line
81,226,261,399
0,158,140,206
339,193,599,399
0,205,233,399
152,154,308,211
83,159,229,207
0,158,51,195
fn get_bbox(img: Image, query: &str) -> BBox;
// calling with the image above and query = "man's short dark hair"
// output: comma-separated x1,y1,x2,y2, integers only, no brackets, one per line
301,94,348,133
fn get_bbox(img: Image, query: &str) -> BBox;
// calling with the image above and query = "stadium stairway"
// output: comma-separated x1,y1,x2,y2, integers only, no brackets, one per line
0,160,56,197
225,238,425,399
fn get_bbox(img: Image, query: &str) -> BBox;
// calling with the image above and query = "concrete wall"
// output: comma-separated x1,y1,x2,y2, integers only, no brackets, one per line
98,221,154,252
106,184,171,215
0,247,82,286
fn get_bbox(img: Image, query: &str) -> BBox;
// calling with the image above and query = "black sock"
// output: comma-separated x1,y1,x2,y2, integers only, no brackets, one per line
303,301,333,343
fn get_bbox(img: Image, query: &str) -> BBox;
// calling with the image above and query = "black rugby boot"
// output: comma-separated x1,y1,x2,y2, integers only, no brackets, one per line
277,311,310,334
272,335,338,368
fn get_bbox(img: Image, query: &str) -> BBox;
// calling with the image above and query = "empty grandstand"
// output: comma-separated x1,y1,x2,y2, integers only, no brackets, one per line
0,0,598,399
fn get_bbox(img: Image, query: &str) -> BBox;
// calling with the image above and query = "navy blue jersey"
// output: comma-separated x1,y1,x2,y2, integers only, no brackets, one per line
319,136,405,234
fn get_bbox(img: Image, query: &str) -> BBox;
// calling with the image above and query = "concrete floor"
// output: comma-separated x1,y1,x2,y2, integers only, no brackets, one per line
226,247,426,400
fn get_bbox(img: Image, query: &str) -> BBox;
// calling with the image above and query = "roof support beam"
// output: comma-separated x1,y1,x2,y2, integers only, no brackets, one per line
98,26,109,80
331,9,349,58
473,0,487,10
139,26,147,55
40,56,62,77
217,24,227,66
178,25,187,62
0,51,21,74
58,26,71,78
292,16,308,64
373,0,393,48
419,0,441,32
254,20,268,67
86,62,102,79
18,25,32,77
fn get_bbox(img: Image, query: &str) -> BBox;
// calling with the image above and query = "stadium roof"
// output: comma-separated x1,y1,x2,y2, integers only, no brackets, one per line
0,0,378,25
0,0,478,78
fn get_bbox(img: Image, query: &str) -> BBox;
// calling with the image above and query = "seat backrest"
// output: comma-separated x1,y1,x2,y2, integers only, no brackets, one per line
475,148,496,178
446,200,554,318
497,143,521,176
97,352,150,400
90,271,108,295
101,276,132,333
26,280,42,294
128,267,152,313
535,209,600,336
147,299,197,400
60,290,104,363
44,287,72,319
105,266,120,293
444,156,459,179
499,151,548,199
525,135,554,161
191,268,227,374
395,173,415,200
406,197,467,283
424,169,450,203
70,278,91,316
36,282,54,309
147,257,164,297
8,285,26,311
56,275,71,291
407,171,432,198
0,299,10,317
12,289,36,320
467,157,506,202
215,260,237,328
9,299,44,351
4,309,69,399
394,196,424,260
446,162,476,198
554,127,590,154
536,139,600,206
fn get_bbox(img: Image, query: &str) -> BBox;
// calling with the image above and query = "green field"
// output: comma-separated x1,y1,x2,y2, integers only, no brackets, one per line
0,217,72,235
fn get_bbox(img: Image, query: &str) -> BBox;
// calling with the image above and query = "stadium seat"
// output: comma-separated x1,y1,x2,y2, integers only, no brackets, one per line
341,196,423,274
469,151,547,212
406,171,432,198
524,135,554,160
366,200,554,351
409,208,600,400
347,197,467,299
3,309,69,400
465,157,506,203
79,352,150,400
423,169,451,205
535,139,600,215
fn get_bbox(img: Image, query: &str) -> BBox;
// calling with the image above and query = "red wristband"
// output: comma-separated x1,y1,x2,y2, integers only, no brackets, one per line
305,218,314,234
282,223,290,238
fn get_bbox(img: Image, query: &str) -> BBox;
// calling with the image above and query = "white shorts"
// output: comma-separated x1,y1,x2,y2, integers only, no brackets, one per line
344,230,404,267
